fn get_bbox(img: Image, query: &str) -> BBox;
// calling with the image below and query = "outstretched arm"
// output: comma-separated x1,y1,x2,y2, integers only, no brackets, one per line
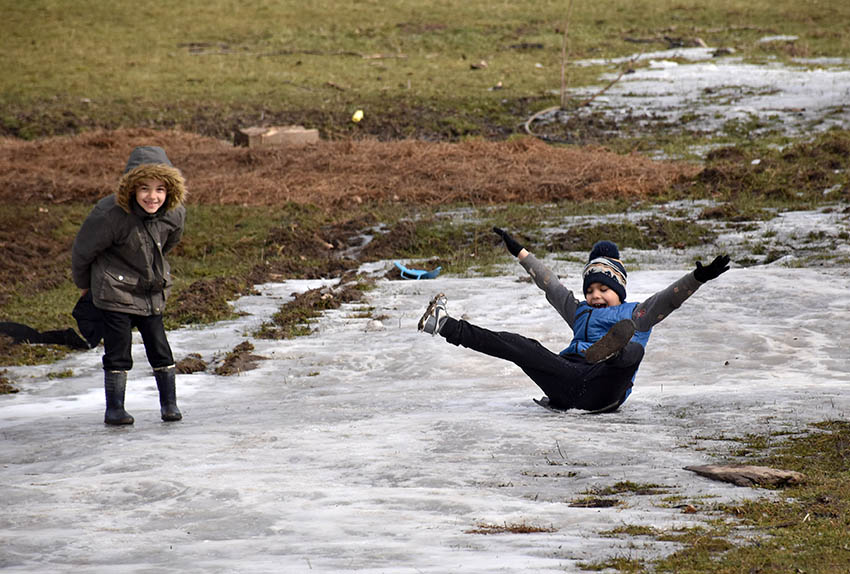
633,254,730,331
494,227,580,327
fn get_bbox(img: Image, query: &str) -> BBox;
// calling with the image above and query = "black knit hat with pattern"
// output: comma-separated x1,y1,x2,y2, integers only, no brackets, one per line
582,240,627,302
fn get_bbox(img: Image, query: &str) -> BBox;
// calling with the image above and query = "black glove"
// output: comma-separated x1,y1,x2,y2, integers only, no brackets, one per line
493,227,524,257
693,254,730,283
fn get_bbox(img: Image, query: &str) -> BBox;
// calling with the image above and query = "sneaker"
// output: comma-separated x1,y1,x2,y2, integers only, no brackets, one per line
418,293,448,335
584,319,635,364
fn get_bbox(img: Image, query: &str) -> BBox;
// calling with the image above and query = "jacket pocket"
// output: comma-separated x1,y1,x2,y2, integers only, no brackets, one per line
98,268,140,306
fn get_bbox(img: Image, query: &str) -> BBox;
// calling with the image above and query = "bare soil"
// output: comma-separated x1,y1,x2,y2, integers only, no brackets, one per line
213,341,266,376
0,205,78,304
0,366,19,393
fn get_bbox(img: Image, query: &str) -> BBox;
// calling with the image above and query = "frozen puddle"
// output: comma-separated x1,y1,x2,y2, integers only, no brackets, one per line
555,46,850,140
2,265,849,572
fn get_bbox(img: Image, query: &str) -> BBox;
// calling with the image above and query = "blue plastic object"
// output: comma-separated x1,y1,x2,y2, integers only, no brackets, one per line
394,261,442,280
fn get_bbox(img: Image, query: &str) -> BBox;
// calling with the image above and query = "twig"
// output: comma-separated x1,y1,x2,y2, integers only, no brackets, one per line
559,0,575,110
525,55,638,136
523,105,560,136
361,53,408,60
575,56,638,107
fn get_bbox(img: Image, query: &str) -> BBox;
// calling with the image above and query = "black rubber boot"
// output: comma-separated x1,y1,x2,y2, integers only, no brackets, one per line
104,370,134,425
154,366,182,422
584,319,636,364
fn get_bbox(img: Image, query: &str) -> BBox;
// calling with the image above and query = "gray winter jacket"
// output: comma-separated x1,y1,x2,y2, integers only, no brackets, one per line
71,147,186,316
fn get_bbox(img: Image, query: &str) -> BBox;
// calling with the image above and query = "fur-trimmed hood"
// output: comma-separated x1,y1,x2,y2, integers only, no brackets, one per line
116,146,186,213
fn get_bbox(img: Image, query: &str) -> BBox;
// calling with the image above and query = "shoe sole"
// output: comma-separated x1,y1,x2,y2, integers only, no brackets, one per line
533,397,569,413
417,292,446,331
585,319,635,364
534,396,621,414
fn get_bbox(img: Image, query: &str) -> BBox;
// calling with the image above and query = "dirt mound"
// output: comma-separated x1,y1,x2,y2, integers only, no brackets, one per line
0,128,698,207
0,367,18,394
0,205,76,306
214,341,266,376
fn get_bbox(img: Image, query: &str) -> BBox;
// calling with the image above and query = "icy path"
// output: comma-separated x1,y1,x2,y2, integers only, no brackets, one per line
554,47,850,141
2,265,849,573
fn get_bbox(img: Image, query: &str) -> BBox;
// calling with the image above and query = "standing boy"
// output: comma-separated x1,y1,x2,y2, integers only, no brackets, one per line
72,146,186,425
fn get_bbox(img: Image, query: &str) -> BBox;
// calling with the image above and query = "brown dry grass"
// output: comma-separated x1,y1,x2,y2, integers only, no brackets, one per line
0,127,700,327
0,128,698,207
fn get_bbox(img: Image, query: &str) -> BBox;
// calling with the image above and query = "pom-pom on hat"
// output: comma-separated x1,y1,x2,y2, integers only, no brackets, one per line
582,240,627,302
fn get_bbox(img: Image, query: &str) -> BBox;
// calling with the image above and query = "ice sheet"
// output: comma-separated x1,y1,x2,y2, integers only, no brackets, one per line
564,47,850,139
2,265,849,573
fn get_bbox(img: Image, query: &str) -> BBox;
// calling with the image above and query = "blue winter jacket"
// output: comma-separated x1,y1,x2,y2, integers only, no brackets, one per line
519,253,705,401
561,301,651,357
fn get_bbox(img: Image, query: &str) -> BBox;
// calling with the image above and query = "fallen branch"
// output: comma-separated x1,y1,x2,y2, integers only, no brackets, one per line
559,0,575,110
523,105,561,136
685,464,806,487
575,56,638,108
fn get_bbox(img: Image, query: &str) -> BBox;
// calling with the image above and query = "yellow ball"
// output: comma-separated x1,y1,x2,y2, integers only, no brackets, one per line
352,109,364,123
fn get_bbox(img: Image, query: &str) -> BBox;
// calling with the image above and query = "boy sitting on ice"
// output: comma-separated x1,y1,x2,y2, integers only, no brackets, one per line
418,228,729,413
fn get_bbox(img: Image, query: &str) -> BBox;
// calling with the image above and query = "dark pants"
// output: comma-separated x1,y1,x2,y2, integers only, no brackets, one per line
440,317,643,412
101,310,174,372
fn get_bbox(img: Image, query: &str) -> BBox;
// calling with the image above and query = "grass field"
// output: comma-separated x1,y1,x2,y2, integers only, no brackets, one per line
3,0,850,139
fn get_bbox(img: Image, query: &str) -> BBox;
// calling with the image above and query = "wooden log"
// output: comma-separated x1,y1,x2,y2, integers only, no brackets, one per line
684,464,805,487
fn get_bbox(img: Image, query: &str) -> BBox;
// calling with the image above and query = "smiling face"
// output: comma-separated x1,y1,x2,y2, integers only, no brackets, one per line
585,282,622,308
134,178,168,214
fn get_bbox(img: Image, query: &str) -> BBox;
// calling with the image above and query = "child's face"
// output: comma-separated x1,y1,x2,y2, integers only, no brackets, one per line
135,178,168,214
585,282,621,308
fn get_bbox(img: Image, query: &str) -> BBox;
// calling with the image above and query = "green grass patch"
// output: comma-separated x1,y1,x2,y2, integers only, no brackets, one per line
578,556,644,573
686,129,850,208
590,481,670,497
0,341,69,368
565,217,716,252
255,277,369,340
591,421,850,574
2,285,86,338
600,525,660,538
4,1,850,140
465,521,557,535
